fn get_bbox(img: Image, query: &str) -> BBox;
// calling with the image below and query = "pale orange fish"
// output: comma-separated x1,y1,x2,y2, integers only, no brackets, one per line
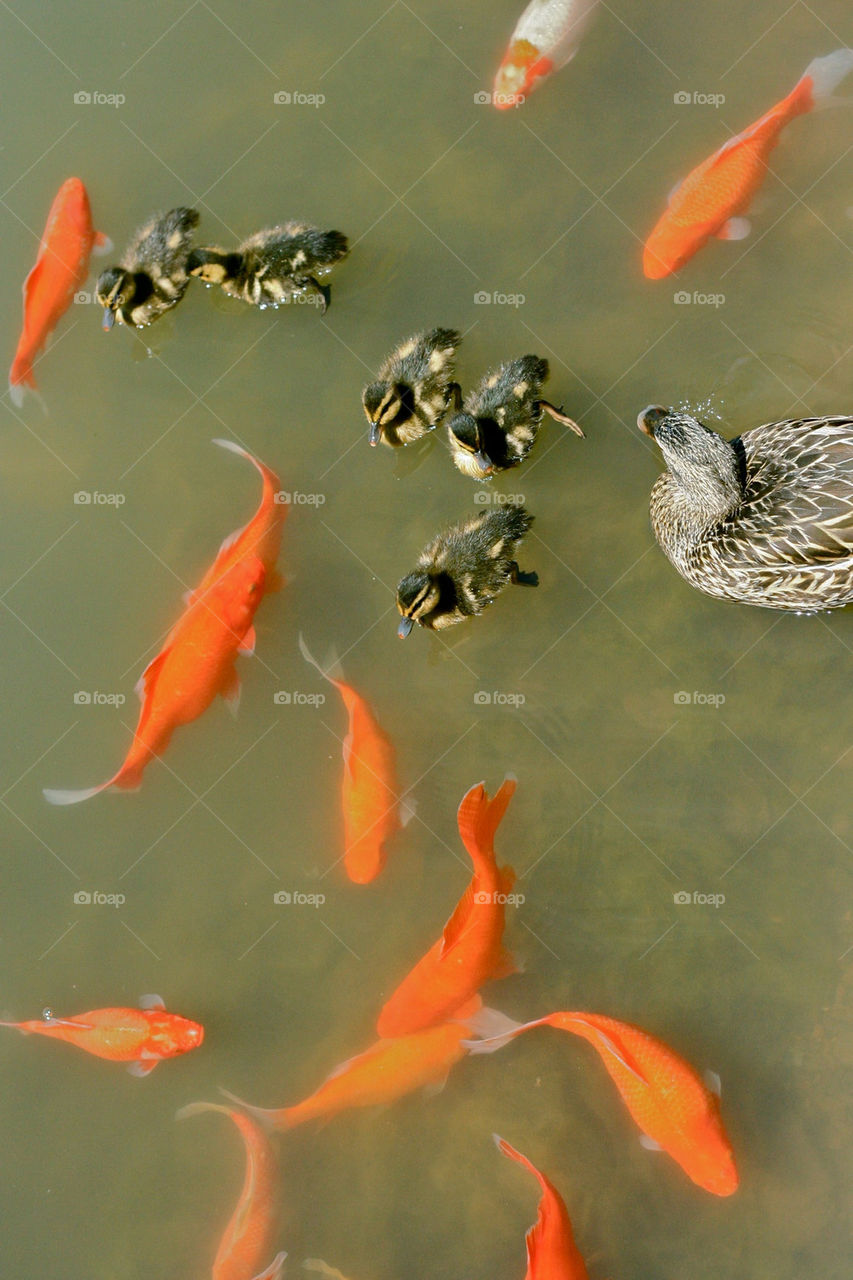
493,0,598,109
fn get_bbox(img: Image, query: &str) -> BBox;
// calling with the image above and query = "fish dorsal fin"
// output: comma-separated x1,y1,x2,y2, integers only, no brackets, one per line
298,632,345,684
440,880,476,955
564,1015,650,1086
135,648,170,703
22,258,46,312
138,993,165,1011
251,1252,288,1280
127,1057,159,1078
239,625,257,656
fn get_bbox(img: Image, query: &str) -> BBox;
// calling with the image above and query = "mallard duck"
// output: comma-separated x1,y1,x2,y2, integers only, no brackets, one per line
96,207,199,330
447,355,583,478
187,223,348,312
396,503,536,636
639,404,853,611
363,327,462,447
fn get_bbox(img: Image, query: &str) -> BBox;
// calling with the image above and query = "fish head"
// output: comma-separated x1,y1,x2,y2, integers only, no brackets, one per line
687,1101,739,1195
493,40,549,108
151,1014,205,1057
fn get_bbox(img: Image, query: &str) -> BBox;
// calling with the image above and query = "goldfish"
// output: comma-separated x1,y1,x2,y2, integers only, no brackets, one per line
495,1135,590,1280
376,776,517,1037
43,555,266,805
9,177,109,405
222,1021,472,1132
0,995,203,1075
189,440,286,605
644,48,853,278
470,1010,738,1196
177,1102,287,1280
493,0,598,109
299,635,402,884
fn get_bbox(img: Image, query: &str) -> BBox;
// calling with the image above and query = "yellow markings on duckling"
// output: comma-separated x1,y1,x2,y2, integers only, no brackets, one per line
397,340,416,359
486,373,500,388
490,539,505,558
512,380,529,398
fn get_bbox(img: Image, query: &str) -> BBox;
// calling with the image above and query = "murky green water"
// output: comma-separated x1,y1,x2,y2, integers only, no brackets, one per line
1,2,851,1276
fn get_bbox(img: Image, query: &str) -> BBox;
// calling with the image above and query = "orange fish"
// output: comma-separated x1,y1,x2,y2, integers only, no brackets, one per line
222,1021,472,1132
177,1102,287,1280
0,995,203,1075
299,635,402,884
495,1135,590,1280
43,554,266,805
9,177,109,405
644,49,853,278
471,1010,738,1196
376,776,517,1037
189,440,286,604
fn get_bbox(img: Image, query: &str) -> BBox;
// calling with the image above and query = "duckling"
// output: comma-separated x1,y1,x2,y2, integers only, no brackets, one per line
639,404,853,611
187,223,348,312
96,207,199,330
396,503,536,636
363,327,462,447
446,355,583,478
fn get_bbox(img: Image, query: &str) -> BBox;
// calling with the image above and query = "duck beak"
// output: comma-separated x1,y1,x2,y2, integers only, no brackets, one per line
397,615,414,639
368,422,381,447
474,450,494,475
637,405,668,437
102,308,115,332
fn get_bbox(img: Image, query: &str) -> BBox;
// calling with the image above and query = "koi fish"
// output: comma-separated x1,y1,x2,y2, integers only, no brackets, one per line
299,635,402,884
9,177,109,405
222,1021,473,1132
177,1102,287,1280
494,1135,590,1280
469,1011,738,1196
376,777,517,1038
644,48,853,278
493,0,598,109
188,440,286,604
43,555,266,805
0,995,203,1075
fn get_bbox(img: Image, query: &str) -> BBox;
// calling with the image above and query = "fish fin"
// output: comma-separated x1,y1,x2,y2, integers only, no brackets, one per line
440,881,476,955
398,793,417,827
704,1068,722,1097
797,48,853,110
422,1068,451,1098
218,1087,277,1131
640,1134,663,1151
251,1252,288,1280
22,258,46,312
667,177,683,205
43,782,112,806
136,649,169,702
449,993,483,1022
557,1015,651,1087
92,232,112,255
127,1057,159,1078
221,667,241,716
462,1007,533,1052
491,944,519,981
239,625,257,656
175,1101,230,1122
267,569,284,593
303,1259,348,1279
298,632,344,683
716,216,751,241
138,993,165,1011
8,379,27,409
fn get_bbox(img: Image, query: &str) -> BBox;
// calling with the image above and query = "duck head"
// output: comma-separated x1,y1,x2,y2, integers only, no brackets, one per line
363,382,414,446
639,405,743,520
395,571,441,637
446,412,494,475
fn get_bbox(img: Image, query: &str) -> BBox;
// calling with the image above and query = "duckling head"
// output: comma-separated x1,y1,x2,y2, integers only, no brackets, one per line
363,382,413,446
446,412,494,476
396,571,441,637
187,248,242,286
639,405,743,520
96,267,133,331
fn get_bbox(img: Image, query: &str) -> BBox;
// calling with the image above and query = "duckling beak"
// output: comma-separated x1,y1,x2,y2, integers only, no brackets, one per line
368,422,381,447
638,405,669,437
397,615,414,639
102,308,115,332
474,450,494,475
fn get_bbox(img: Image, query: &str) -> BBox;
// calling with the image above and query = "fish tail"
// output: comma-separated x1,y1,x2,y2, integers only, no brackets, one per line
792,47,853,112
462,1008,545,1053
42,758,144,807
175,1100,232,1122
9,355,37,405
458,775,517,867
493,1132,540,1179
211,438,283,510
218,1086,287,1131
297,633,344,684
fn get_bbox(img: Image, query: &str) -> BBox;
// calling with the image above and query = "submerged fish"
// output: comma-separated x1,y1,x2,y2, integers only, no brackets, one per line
9,176,108,405
177,1102,286,1280
644,48,853,278
495,1135,590,1279
493,0,598,109
0,995,203,1075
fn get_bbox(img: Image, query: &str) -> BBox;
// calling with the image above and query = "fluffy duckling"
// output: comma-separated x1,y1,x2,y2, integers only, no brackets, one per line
97,207,199,330
187,223,348,312
640,404,853,611
396,503,536,636
446,355,583,478
363,327,462,447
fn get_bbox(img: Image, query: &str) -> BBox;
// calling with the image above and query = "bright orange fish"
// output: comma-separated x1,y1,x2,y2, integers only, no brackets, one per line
189,440,286,604
0,995,203,1075
495,1135,590,1280
177,1102,287,1280
222,1021,472,1132
471,1010,738,1196
376,777,517,1037
9,177,109,405
43,555,266,805
644,49,853,278
299,635,402,884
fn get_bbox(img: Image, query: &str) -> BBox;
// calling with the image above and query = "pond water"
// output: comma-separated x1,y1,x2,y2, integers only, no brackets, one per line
0,2,851,1277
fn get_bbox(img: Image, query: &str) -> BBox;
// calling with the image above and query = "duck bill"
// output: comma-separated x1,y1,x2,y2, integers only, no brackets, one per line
397,615,414,639
474,451,494,475
637,405,668,437
102,308,116,332
368,422,381,447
